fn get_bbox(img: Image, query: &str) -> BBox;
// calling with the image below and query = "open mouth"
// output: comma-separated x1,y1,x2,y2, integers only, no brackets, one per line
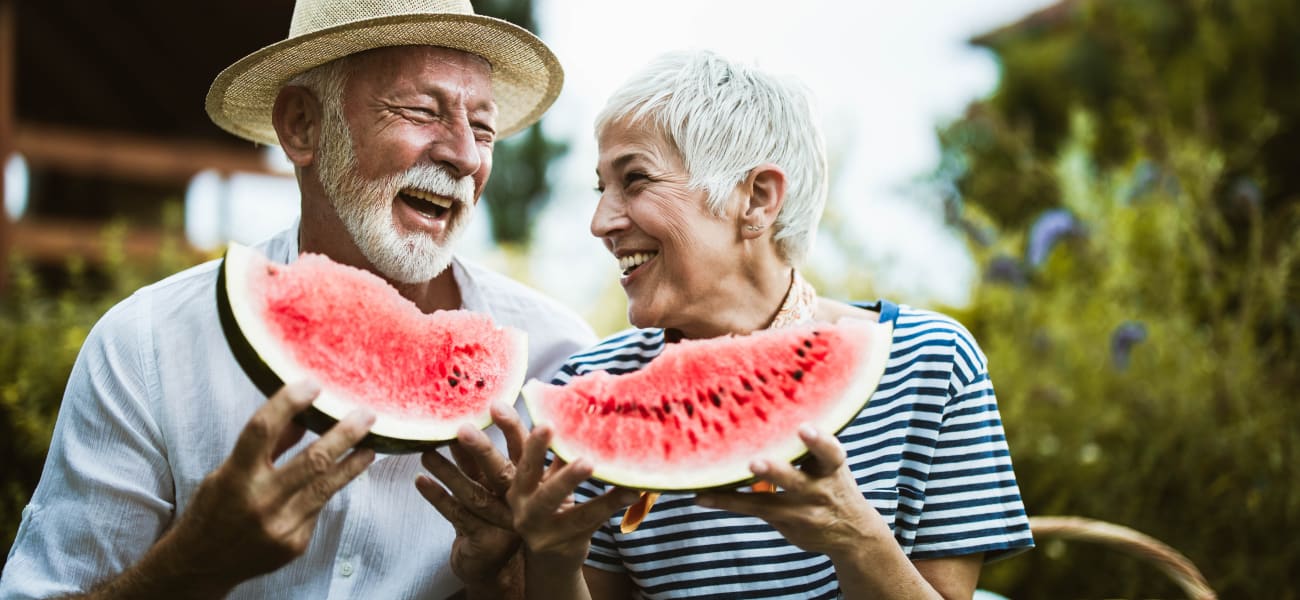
398,188,455,219
618,251,658,277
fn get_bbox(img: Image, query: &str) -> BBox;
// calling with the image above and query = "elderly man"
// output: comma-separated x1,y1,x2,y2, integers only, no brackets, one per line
0,1,592,598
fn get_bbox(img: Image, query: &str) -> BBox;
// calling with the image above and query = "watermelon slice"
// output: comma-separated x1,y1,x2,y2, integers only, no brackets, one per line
522,318,892,491
216,242,528,453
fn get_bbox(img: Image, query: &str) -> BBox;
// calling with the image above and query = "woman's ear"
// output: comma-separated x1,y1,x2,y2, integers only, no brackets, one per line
740,163,787,238
271,86,321,168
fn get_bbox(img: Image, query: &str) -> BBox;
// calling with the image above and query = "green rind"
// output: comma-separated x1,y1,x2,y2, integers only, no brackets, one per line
215,244,506,454
522,319,895,491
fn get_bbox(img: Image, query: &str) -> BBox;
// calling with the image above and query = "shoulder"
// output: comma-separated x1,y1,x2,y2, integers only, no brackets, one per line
86,258,222,346
889,303,987,374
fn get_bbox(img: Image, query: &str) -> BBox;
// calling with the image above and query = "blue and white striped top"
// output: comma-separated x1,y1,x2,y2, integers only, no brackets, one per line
559,300,1034,599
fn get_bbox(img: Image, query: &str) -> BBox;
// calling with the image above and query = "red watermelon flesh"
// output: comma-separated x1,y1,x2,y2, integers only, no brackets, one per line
523,318,892,491
218,242,528,452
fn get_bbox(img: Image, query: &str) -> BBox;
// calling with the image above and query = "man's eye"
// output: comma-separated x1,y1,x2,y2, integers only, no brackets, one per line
624,172,647,185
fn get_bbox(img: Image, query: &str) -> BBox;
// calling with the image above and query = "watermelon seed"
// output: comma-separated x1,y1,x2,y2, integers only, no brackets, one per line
685,403,695,417
791,369,804,381
742,380,753,392
448,378,459,387
452,366,462,377
796,348,806,357
709,392,722,407
803,339,813,348
475,380,485,388
661,400,672,414
754,406,768,421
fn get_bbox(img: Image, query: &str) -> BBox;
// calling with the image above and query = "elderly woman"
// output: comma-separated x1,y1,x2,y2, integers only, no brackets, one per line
429,49,1034,599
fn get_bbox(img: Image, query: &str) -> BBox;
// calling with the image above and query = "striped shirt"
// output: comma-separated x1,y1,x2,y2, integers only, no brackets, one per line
559,300,1034,599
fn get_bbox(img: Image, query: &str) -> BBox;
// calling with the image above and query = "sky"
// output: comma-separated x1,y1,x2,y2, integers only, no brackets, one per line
171,0,1058,322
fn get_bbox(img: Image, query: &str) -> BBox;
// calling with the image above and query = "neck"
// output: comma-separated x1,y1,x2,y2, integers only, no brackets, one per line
673,262,794,340
298,187,462,314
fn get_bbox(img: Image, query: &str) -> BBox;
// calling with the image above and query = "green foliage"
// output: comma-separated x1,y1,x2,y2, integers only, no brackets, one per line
475,0,569,245
0,211,205,567
937,1,1300,595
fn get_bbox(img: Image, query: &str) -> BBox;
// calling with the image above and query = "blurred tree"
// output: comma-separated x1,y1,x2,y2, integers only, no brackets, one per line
475,0,568,245
934,1,1300,597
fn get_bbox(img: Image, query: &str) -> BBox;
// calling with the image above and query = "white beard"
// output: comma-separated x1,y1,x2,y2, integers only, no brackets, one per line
315,108,477,284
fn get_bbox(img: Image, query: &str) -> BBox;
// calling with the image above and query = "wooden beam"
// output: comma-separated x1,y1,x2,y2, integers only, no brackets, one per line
13,122,282,184
10,218,201,265
1,0,15,291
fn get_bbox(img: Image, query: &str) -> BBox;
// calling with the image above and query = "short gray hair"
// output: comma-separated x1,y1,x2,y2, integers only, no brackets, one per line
594,50,829,265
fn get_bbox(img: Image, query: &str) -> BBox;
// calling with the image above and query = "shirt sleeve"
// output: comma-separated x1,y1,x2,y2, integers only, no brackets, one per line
0,292,175,597
908,322,1034,562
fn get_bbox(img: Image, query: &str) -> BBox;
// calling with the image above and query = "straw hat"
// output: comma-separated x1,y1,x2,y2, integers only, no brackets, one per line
205,0,564,145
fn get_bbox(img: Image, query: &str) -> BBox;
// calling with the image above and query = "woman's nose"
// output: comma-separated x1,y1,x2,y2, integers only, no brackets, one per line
590,191,627,239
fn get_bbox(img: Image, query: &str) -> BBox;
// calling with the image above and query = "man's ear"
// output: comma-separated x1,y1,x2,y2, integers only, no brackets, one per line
740,163,787,238
271,85,321,168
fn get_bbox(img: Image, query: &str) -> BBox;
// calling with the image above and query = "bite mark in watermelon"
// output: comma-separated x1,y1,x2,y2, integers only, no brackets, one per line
523,318,892,491
217,242,528,453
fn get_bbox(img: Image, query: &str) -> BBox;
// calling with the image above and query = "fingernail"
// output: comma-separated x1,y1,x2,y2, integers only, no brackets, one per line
288,379,321,402
750,460,768,474
799,424,818,438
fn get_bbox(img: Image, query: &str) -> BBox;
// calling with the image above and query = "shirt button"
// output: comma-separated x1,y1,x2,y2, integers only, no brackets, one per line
339,560,355,578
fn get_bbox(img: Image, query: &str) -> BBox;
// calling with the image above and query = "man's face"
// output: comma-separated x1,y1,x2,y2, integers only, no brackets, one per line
316,46,497,283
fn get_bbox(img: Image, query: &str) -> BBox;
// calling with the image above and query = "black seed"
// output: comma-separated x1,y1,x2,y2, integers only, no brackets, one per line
475,380,485,388
796,348,806,357
710,392,722,407
452,366,462,377
803,339,813,348
685,403,695,417
742,380,753,392
791,370,804,381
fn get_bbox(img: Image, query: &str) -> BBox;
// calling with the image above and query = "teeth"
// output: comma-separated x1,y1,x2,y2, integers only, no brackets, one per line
404,188,453,209
618,252,657,272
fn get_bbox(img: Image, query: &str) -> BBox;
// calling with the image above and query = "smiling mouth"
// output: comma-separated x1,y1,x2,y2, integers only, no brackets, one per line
618,251,658,276
398,188,454,219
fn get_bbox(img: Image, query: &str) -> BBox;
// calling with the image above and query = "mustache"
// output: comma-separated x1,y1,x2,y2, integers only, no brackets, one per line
398,164,475,206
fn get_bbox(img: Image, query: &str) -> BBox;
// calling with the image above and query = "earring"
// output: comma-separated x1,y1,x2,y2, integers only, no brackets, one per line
746,224,764,232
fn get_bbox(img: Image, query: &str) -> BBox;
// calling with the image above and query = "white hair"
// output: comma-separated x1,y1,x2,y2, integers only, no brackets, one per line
594,50,829,265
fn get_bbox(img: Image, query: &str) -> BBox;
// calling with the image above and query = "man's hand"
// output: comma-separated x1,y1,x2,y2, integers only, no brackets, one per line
416,402,527,594
89,380,376,599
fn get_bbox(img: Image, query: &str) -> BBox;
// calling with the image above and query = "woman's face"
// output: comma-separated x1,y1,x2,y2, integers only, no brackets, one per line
592,119,744,336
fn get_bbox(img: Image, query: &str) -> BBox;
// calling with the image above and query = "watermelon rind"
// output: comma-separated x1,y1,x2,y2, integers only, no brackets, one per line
522,318,894,491
217,242,528,453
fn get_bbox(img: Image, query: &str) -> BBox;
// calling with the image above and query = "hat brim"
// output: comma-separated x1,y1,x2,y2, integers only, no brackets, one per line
206,13,563,145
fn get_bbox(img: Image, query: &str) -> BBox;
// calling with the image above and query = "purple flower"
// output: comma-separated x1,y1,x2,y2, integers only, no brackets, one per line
1026,208,1085,268
1110,321,1148,370
984,255,1026,286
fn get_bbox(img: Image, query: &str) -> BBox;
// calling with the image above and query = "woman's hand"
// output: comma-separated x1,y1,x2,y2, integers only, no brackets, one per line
508,426,640,571
695,425,893,561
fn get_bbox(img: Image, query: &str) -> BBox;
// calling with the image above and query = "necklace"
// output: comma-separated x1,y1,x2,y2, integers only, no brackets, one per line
768,270,817,329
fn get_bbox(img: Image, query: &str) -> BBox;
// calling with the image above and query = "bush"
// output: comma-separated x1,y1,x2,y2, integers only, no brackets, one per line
956,116,1299,598
0,217,205,569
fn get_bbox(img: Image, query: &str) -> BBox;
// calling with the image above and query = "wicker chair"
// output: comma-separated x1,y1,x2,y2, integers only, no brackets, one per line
1021,516,1218,599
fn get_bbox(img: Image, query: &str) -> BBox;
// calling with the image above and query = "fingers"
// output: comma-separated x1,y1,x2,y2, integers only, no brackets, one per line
513,426,553,495
279,407,376,494
230,380,321,470
455,422,517,496
420,449,513,529
695,489,787,517
491,402,527,464
286,442,376,519
798,425,847,478
415,474,499,536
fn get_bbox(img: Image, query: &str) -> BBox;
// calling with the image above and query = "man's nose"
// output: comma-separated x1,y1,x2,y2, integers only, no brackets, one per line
427,116,482,178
